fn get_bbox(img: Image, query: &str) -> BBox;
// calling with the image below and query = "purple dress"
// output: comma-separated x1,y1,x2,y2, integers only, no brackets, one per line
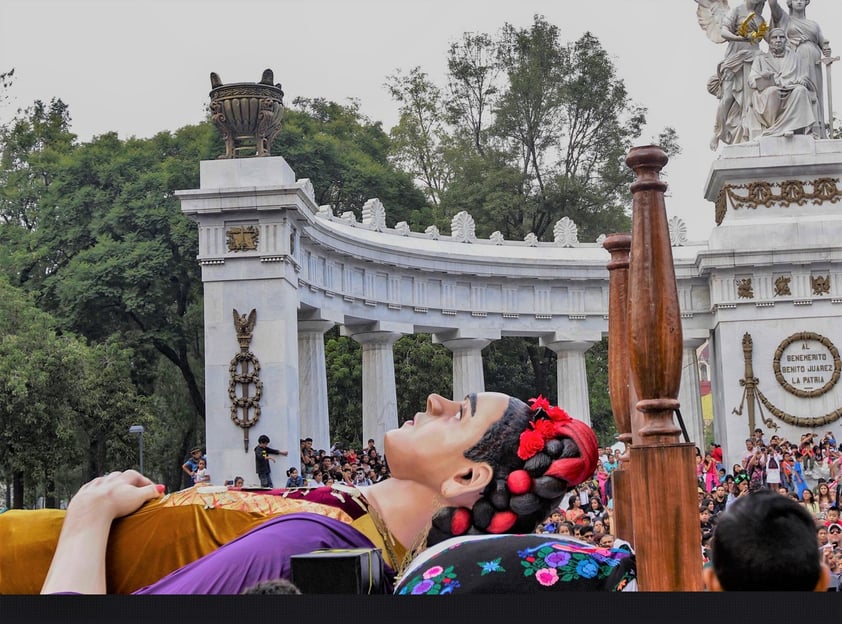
132,512,393,594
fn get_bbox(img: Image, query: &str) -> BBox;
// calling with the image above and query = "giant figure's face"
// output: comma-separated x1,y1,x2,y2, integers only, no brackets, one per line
384,392,509,486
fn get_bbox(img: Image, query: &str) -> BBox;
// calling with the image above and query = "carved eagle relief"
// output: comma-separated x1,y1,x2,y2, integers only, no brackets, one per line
233,308,257,337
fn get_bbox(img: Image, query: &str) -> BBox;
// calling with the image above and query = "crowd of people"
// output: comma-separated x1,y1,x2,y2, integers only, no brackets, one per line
525,431,842,591
295,437,391,489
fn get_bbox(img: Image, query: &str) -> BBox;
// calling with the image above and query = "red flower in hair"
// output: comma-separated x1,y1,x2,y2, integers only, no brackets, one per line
546,405,571,422
528,395,551,412
533,419,556,440
518,429,545,460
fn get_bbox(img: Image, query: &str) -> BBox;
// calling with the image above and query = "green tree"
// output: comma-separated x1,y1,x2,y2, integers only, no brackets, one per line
388,15,680,242
0,105,214,488
0,276,153,507
325,327,362,448
394,334,452,423
386,16,680,400
385,68,451,209
274,98,431,228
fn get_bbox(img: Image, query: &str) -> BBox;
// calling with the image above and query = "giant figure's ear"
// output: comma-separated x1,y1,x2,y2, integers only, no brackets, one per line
440,461,494,508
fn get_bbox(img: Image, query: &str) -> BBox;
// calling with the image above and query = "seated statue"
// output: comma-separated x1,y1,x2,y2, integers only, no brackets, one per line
747,27,817,138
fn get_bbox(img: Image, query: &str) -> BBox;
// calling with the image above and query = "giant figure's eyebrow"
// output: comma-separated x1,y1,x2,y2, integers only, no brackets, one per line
466,393,477,417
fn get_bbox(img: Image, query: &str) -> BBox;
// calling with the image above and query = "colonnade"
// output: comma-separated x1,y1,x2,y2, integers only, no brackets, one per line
177,156,710,484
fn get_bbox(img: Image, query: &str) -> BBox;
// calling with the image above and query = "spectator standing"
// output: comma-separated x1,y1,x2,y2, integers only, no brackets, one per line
710,443,724,473
253,435,288,488
194,459,211,485
800,433,817,475
765,447,782,491
595,462,610,504
703,451,719,493
300,438,316,476
181,447,205,487
739,439,754,471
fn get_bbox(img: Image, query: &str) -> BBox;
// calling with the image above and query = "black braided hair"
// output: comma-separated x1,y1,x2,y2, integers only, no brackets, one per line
427,397,587,546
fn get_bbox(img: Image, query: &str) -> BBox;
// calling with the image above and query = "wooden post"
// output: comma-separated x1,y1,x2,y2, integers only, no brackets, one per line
602,233,634,545
625,145,703,591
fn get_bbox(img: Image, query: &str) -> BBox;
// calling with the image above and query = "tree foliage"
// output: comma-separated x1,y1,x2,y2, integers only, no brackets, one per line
0,23,654,498
387,15,679,242
274,98,431,228
0,275,154,507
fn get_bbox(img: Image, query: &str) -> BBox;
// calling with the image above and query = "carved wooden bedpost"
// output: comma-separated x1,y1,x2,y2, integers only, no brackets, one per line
625,145,703,591
602,233,634,545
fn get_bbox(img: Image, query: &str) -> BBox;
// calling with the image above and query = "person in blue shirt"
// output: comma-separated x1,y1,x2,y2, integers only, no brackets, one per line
181,447,205,487
284,466,304,488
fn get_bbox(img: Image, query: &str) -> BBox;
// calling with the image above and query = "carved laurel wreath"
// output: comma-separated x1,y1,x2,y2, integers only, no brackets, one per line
737,332,842,427
715,178,842,225
229,308,263,450
737,12,768,44
772,332,841,399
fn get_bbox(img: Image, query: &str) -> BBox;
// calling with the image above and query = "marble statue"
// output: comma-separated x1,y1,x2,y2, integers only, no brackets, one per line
696,0,769,150
747,28,817,137
767,0,832,138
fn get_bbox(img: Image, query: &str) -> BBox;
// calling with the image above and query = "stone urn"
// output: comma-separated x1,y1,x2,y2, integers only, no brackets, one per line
209,69,285,158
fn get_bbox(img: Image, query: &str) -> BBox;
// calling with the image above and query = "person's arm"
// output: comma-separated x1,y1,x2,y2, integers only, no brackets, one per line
40,471,163,594
181,461,194,478
767,0,783,25
268,447,288,457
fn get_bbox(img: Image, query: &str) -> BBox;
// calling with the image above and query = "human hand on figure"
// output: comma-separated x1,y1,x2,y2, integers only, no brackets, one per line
41,470,164,594
67,470,164,522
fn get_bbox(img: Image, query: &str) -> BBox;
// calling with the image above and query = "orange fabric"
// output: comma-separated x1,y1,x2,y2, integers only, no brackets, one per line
0,489,353,594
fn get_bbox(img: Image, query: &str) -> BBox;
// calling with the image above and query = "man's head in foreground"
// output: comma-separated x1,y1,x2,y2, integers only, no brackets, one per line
703,489,830,591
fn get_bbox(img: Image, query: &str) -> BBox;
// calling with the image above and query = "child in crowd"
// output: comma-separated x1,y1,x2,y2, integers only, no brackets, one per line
194,459,211,485
284,467,304,488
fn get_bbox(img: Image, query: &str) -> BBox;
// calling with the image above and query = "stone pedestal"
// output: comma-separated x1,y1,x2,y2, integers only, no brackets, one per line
702,138,842,470
179,157,305,486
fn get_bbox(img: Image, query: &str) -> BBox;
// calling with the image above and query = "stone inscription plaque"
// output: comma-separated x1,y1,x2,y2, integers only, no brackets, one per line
773,332,841,398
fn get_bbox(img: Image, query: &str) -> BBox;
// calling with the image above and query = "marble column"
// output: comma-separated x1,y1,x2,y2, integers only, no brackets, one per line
545,341,594,426
346,329,402,452
438,337,491,401
298,320,335,453
678,338,707,450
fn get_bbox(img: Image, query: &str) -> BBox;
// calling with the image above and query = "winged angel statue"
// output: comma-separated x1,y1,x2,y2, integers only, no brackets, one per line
696,0,769,150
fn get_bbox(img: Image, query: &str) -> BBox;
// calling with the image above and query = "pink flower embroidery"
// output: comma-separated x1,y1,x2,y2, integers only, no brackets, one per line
423,566,444,580
534,567,559,586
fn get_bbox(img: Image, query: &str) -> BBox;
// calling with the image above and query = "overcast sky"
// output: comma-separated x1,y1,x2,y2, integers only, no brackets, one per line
3,0,842,241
